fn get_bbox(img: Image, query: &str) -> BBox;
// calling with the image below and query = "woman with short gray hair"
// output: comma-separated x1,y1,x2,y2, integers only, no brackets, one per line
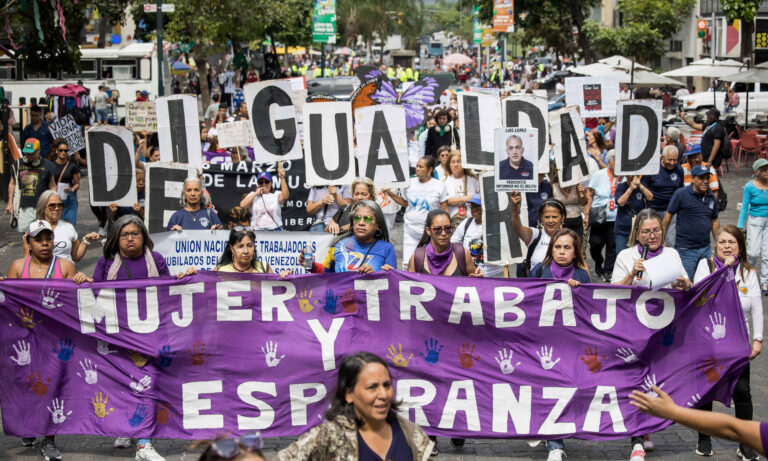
166,177,223,231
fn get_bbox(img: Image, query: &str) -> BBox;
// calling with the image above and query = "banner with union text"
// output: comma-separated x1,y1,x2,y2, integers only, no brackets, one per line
0,268,749,440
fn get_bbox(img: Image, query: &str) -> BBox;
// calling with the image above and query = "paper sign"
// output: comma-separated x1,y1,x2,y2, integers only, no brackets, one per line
244,80,302,162
459,93,502,170
145,162,198,233
126,101,158,132
354,105,409,188
494,127,538,192
550,107,593,187
564,76,620,117
156,95,203,167
216,120,254,149
615,100,662,176
643,250,685,290
85,126,137,207
303,101,355,186
503,95,549,171
48,115,85,153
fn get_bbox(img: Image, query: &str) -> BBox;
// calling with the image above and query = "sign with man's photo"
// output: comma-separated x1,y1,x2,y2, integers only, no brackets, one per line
494,127,538,192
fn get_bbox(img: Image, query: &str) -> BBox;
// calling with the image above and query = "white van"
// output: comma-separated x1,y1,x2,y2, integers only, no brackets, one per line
679,81,768,114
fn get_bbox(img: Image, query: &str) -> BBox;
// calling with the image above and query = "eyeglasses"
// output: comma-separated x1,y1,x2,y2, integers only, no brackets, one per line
353,215,374,224
431,226,453,235
209,432,263,459
233,226,254,232
47,203,64,210
639,228,663,237
119,231,141,240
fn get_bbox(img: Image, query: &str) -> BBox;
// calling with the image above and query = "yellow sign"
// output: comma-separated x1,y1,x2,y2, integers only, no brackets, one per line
481,28,495,47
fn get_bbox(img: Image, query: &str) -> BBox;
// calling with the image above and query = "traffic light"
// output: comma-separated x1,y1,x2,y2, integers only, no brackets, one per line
697,20,707,38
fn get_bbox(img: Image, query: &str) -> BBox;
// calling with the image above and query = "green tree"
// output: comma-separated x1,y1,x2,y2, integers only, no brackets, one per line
721,0,761,60
337,0,422,62
92,0,132,48
427,0,473,40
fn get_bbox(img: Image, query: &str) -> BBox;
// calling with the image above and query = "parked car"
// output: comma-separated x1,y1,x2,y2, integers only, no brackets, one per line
680,81,768,113
534,70,569,91
306,77,358,100
548,92,566,111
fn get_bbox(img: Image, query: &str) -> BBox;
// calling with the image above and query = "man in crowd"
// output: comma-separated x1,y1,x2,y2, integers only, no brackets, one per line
663,165,720,279
4,138,56,232
679,107,726,169
681,144,719,199
20,105,54,158
93,85,111,125
499,134,534,180
665,127,684,159
204,93,221,124
642,145,684,246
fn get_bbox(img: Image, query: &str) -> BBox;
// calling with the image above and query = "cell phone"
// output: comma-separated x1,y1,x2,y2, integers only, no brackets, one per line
677,101,683,112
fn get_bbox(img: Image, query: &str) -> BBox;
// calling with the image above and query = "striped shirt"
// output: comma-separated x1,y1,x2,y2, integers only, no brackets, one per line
681,162,719,191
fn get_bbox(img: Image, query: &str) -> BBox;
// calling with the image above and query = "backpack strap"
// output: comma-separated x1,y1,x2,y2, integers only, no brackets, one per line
452,242,467,276
413,246,427,273
463,216,474,234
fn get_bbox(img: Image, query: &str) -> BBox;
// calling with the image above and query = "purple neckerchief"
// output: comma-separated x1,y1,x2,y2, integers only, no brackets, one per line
638,244,664,259
714,255,739,270
549,262,575,281
426,242,454,275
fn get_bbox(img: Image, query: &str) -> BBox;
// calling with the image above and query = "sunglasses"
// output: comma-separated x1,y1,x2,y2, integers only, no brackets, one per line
431,226,453,235
257,180,271,186
209,432,263,459
353,215,374,224
47,203,64,210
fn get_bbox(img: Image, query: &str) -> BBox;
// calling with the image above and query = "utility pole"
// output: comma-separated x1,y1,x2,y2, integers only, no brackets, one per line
156,0,165,96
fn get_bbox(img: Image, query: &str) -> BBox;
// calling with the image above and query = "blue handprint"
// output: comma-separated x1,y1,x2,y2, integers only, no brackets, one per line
157,346,176,368
128,403,149,427
661,326,676,346
419,338,444,365
323,289,338,314
52,338,75,362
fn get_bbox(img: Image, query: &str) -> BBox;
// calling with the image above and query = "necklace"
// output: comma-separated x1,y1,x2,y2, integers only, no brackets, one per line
188,207,202,222
232,262,250,272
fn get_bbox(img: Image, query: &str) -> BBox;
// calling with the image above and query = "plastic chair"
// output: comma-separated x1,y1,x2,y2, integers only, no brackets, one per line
737,130,761,168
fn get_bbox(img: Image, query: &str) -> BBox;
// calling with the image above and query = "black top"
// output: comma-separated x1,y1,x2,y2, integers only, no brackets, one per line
52,161,79,188
498,157,535,180
700,121,725,168
358,417,412,461
424,125,460,158
13,158,56,208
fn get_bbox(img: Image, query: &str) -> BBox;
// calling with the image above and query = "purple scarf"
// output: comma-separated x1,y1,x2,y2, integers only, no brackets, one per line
637,244,664,259
714,255,739,270
426,242,454,275
549,262,575,281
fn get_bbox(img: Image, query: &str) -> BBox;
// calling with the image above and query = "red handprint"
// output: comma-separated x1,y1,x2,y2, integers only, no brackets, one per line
340,289,358,313
579,346,605,373
458,342,480,369
26,370,50,396
190,341,211,365
156,402,172,424
700,357,722,383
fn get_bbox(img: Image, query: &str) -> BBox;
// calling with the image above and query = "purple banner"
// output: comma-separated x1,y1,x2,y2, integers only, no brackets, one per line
0,268,749,440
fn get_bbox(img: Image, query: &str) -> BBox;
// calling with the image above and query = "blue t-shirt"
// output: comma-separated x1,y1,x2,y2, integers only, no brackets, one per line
614,181,647,236
330,237,397,272
530,263,591,283
667,185,719,249
166,207,222,230
641,163,683,211
588,169,618,222
525,180,553,227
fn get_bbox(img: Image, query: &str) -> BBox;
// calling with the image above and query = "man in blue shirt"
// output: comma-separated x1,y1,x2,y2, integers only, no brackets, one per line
642,145,683,246
663,165,720,279
498,135,534,180
21,106,54,159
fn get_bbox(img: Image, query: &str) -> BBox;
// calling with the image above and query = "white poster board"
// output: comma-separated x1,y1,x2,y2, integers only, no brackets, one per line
480,172,525,266
494,127,539,192
502,95,549,171
244,80,302,162
85,126,137,207
564,76,620,117
144,162,198,233
615,100,662,176
550,106,595,187
156,94,203,167
48,114,85,153
354,105,409,188
303,101,355,186
458,92,502,170
216,120,254,149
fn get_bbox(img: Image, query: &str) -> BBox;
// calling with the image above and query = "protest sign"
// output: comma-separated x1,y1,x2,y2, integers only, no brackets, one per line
244,81,302,162
480,172,525,265
145,162,198,233
354,105,409,188
156,95,203,167
48,115,85,153
126,102,158,132
303,101,355,186
458,93,502,170
494,127,538,192
202,161,312,230
216,121,254,149
85,126,137,207
550,107,593,187
503,95,549,171
564,76,620,117
0,268,748,439
151,230,333,275
615,100,662,176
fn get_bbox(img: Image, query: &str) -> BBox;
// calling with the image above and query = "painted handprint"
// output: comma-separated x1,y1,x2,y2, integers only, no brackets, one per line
127,349,148,367
16,307,42,329
661,326,676,346
386,343,413,368
47,398,72,424
76,359,98,384
686,393,702,407
40,288,62,310
91,392,114,418
458,342,480,369
705,312,726,340
579,346,605,373
419,338,443,364
190,341,211,365
700,357,722,383
52,338,75,362
495,348,521,375
616,347,639,364
26,370,50,396
130,374,152,393
536,345,561,370
156,402,172,424
261,341,286,367
128,403,149,427
96,339,117,355
641,374,665,397
323,289,339,314
695,291,715,307
340,289,357,313
157,346,176,368
296,289,317,313
10,339,31,366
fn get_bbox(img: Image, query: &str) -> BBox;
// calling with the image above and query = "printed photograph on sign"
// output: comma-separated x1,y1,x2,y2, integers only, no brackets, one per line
564,76,619,117
582,84,602,112
502,95,548,171
494,127,538,192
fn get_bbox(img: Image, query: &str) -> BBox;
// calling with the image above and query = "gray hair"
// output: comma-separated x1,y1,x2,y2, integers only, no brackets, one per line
351,177,376,198
179,177,211,208
103,214,153,259
35,190,60,220
628,208,664,247
665,127,680,142
662,144,679,158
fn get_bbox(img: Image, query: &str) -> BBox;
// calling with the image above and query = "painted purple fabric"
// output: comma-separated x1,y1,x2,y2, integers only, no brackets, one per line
0,268,749,440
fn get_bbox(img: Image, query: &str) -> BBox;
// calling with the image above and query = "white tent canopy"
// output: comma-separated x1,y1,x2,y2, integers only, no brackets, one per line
569,62,683,87
598,55,651,71
661,59,743,78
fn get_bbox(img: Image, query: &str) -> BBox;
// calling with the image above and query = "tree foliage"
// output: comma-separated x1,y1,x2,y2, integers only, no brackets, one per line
337,0,422,54
426,0,473,40
721,0,762,24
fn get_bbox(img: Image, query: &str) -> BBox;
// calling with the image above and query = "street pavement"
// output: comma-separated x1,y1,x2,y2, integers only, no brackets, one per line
0,133,765,460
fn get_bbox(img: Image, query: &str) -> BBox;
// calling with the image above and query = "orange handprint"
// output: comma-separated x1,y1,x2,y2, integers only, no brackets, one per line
25,370,50,396
458,342,480,369
190,341,211,365
386,343,413,368
91,391,114,418
700,357,722,383
296,289,318,313
340,288,357,313
16,307,42,329
127,349,148,367
580,346,605,373
156,402,172,424
695,290,715,307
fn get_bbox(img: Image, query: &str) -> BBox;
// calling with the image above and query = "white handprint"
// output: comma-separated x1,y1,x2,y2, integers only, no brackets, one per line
10,340,31,366
96,339,117,355
495,348,522,375
706,312,727,340
47,398,72,424
40,288,62,310
616,347,639,364
640,374,665,397
261,341,286,368
130,374,152,393
686,393,702,407
535,345,560,370
76,358,98,384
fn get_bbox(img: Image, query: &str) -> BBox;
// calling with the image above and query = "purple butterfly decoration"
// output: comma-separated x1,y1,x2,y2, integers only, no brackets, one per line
364,71,441,129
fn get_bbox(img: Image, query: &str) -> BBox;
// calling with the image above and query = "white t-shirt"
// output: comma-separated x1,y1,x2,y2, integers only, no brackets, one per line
403,178,449,236
611,246,687,288
52,220,78,262
451,218,505,277
694,260,763,341
249,191,282,230
443,175,480,217
528,228,551,269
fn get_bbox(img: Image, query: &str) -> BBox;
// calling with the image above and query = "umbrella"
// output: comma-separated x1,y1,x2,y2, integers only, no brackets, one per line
171,61,193,75
717,65,768,125
443,53,473,66
569,63,683,87
599,55,651,71
661,58,742,78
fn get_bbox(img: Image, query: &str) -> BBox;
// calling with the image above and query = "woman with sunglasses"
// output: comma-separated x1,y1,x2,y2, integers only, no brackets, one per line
50,138,80,224
275,351,433,460
510,194,567,277
239,163,289,231
168,177,223,231
23,191,99,263
408,209,481,277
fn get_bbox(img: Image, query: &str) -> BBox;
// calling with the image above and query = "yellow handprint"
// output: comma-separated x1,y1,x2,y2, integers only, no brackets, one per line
296,288,318,313
127,350,148,367
91,391,114,418
16,307,42,329
695,291,715,307
386,343,413,368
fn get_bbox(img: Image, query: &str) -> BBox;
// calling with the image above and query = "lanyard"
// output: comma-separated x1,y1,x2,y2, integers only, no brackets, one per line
703,122,717,136
608,171,619,198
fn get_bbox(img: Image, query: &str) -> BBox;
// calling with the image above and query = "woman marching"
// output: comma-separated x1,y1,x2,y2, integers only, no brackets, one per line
510,194,567,277
239,163,289,231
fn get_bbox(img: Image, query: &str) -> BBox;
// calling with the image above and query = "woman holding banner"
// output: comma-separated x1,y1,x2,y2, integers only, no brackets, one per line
50,138,81,224
239,163,289,232
168,178,224,231
215,227,290,275
510,194,567,277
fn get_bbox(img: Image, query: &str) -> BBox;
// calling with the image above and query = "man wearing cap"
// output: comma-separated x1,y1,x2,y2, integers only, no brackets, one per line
499,135,535,180
20,105,53,158
663,164,720,279
681,143,719,199
5,138,56,232
678,107,726,168
642,145,684,246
